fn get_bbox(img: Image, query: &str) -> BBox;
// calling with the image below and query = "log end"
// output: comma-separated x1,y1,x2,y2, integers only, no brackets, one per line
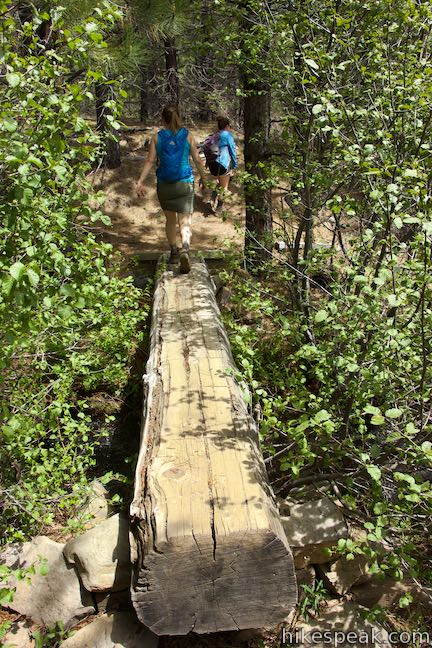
131,526,297,635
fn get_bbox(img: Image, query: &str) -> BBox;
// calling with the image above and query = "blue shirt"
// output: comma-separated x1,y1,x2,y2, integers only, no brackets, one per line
216,130,238,170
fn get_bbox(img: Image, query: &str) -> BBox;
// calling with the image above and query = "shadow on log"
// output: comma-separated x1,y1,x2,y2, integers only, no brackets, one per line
130,260,297,635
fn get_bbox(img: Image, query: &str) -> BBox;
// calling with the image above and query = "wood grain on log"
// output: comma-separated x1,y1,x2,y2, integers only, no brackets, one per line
130,261,297,635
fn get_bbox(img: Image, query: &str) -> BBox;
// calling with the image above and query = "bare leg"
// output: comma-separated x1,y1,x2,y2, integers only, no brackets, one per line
216,174,231,208
163,210,178,247
178,212,192,248
217,174,231,191
178,211,192,274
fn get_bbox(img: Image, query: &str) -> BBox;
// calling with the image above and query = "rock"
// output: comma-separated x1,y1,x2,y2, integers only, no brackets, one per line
210,273,224,294
133,275,151,289
275,496,291,517
351,577,432,615
282,497,348,568
59,612,159,648
2,621,35,648
63,513,131,592
216,286,231,308
94,589,132,613
0,543,21,568
319,554,370,594
296,566,315,603
348,522,368,543
286,602,391,647
79,480,111,529
0,536,94,627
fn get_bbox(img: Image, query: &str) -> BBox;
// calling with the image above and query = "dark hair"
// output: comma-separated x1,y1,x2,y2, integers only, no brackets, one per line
162,105,182,132
217,115,230,130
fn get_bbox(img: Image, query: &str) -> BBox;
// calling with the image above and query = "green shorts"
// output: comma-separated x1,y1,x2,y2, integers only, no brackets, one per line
157,181,194,214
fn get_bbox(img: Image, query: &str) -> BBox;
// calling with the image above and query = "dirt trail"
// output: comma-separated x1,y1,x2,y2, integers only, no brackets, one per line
92,122,245,264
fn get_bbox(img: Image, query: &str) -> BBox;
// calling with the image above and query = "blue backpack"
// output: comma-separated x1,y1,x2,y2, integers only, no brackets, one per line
156,128,192,182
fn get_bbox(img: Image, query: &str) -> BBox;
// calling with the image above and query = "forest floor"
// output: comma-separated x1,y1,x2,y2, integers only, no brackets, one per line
91,121,245,265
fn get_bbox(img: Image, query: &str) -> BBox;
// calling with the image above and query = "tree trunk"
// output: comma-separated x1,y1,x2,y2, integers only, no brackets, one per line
130,260,297,635
243,76,272,266
139,66,148,122
95,82,121,169
239,1,272,268
164,37,180,106
195,0,213,121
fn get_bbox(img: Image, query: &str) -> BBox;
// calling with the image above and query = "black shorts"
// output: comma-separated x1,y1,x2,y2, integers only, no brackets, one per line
208,160,229,177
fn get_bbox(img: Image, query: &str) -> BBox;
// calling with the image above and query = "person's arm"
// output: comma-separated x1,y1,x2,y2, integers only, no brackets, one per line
188,134,206,187
136,134,157,197
227,132,238,170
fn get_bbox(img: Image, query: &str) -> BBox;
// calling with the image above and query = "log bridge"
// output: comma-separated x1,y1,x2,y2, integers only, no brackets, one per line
130,259,297,635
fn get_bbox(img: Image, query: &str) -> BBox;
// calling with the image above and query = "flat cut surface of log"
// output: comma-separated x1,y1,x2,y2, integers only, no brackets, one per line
130,261,297,635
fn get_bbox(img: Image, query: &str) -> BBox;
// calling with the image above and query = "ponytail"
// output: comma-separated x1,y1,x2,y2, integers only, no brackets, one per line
217,115,230,130
161,104,182,133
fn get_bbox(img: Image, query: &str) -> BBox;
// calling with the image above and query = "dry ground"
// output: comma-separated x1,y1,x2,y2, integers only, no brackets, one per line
91,121,245,264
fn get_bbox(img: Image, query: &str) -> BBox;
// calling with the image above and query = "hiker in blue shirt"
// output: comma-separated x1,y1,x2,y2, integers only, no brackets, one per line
136,105,206,274
204,116,238,210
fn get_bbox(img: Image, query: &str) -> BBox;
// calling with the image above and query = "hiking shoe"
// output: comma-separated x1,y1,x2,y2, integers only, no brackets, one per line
179,246,191,274
168,246,180,264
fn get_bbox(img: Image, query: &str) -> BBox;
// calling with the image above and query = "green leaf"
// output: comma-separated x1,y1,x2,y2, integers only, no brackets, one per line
363,405,381,416
385,408,402,419
15,187,34,205
387,294,400,307
6,72,20,87
346,362,358,372
27,269,40,287
405,422,418,436
38,563,49,576
312,104,323,115
99,213,111,226
0,587,15,604
315,409,331,423
3,116,17,132
371,415,385,425
398,592,413,608
373,501,386,514
85,21,99,33
387,183,399,194
3,275,15,296
366,465,382,482
315,310,328,323
305,58,319,71
9,261,25,281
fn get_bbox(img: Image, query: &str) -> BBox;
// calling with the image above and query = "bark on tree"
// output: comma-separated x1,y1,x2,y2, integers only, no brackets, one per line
139,66,149,122
130,261,297,635
95,83,121,169
195,0,213,121
238,0,273,268
243,74,272,266
164,37,180,106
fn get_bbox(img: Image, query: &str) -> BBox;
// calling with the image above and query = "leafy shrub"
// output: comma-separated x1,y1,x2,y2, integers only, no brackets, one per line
0,2,148,542
223,255,432,585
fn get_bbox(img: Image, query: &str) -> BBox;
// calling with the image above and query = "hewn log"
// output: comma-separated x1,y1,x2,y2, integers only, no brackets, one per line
130,261,297,635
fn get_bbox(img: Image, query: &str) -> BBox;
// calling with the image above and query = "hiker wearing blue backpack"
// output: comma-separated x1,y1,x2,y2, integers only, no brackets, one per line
136,105,206,274
203,116,238,210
